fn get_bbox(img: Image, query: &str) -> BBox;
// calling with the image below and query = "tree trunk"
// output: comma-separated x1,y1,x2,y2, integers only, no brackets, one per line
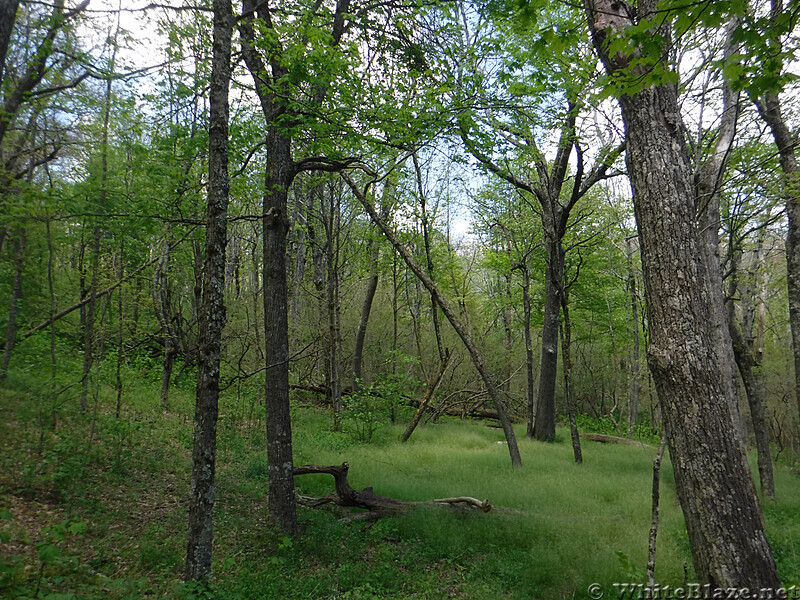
586,0,780,588
753,90,800,428
560,287,582,463
294,462,493,518
0,228,25,377
626,239,641,437
414,154,446,364
353,188,392,390
729,316,776,499
260,127,298,533
0,1,20,87
80,231,99,414
727,249,775,500
502,269,514,396
115,243,124,420
323,180,343,430
291,189,306,321
647,436,667,589
695,22,744,442
534,237,561,441
185,0,231,582
402,350,451,442
520,265,536,438
153,233,175,409
345,173,522,467
239,0,354,534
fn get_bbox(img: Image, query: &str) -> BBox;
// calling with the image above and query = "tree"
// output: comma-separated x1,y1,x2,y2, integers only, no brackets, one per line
185,0,232,581
450,1,623,443
746,0,800,428
344,169,523,467
238,0,354,534
0,0,90,375
585,0,779,588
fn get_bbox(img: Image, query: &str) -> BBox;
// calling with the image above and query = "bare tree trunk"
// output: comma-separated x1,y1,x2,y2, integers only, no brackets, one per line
0,1,21,86
695,19,744,442
250,231,263,362
586,0,780,588
185,0,231,582
753,93,800,427
647,436,667,589
353,186,392,390
115,243,124,419
345,173,522,467
260,131,298,533
392,253,399,375
502,268,514,396
560,288,582,463
402,350,451,442
413,154,446,364
44,221,57,437
534,236,561,441
291,190,306,321
81,225,99,413
626,239,641,436
520,265,536,439
1,229,25,377
729,317,775,499
153,232,176,409
322,180,343,430
727,249,775,500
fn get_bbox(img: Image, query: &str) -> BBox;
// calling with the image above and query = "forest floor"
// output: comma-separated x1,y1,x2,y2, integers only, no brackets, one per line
1,339,800,599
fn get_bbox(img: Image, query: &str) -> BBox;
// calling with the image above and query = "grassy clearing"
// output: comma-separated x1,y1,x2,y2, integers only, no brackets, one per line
1,340,799,599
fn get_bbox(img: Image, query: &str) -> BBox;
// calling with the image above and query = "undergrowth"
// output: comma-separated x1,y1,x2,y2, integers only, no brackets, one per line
1,336,799,599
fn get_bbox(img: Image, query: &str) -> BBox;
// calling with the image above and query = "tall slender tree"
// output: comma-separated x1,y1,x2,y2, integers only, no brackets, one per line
185,0,232,582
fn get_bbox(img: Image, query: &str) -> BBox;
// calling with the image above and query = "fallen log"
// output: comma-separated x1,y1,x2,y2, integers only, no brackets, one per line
580,432,655,448
293,462,492,520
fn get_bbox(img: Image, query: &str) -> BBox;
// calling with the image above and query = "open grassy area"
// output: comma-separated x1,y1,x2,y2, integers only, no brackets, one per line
1,340,799,599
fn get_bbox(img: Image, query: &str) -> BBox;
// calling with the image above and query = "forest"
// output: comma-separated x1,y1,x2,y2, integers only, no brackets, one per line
1,0,800,598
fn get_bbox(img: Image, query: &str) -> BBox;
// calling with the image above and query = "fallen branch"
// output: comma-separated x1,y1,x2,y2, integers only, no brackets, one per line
293,462,493,519
402,350,452,442
580,432,655,447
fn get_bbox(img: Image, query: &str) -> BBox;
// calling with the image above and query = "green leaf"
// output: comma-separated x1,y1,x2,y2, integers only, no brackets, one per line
37,543,62,564
66,520,88,535
0,508,11,521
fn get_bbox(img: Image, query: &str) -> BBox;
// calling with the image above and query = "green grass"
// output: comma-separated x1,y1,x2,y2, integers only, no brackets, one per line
1,339,799,599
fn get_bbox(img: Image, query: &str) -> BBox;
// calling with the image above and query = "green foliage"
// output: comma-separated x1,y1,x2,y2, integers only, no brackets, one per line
343,373,416,443
4,349,800,599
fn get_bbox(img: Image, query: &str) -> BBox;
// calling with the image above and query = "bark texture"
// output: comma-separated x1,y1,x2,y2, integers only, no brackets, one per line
0,0,20,86
184,0,232,582
520,265,536,439
586,0,779,588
